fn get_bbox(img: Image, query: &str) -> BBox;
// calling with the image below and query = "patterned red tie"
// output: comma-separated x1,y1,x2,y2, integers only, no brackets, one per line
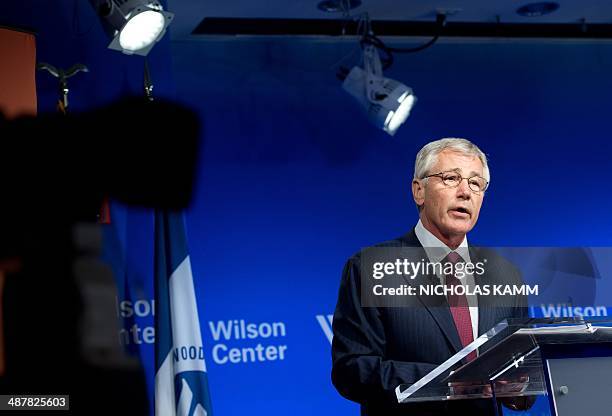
444,251,477,362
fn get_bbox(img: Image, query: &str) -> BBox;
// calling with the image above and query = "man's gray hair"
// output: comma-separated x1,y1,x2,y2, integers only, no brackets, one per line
413,138,490,184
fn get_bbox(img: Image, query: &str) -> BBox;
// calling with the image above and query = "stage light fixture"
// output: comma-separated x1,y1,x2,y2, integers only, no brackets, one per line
341,44,416,136
90,0,173,56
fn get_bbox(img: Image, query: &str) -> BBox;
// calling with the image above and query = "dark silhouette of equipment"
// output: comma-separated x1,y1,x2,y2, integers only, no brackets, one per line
0,97,200,414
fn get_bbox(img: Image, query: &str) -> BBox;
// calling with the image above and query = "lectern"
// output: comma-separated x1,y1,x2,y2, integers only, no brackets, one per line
395,318,612,416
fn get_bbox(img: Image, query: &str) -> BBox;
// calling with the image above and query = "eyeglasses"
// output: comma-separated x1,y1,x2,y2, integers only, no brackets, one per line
423,170,489,193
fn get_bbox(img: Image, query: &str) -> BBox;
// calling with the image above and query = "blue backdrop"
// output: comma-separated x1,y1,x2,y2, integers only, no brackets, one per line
108,38,612,415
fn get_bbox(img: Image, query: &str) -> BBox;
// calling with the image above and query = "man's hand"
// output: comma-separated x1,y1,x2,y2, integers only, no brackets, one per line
448,374,533,410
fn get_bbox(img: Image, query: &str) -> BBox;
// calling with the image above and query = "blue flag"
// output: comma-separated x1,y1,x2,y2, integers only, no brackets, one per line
154,210,213,416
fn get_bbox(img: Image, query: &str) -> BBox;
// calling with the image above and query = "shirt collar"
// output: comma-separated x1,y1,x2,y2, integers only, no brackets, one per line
414,219,471,263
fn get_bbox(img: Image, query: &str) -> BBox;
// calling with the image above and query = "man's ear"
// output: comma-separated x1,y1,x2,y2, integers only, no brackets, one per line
412,179,425,208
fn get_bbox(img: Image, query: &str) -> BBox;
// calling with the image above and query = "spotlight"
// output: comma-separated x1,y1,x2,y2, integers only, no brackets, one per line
90,0,173,56
341,44,416,136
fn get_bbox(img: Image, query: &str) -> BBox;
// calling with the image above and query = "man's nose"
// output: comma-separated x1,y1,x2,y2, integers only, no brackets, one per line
456,178,471,198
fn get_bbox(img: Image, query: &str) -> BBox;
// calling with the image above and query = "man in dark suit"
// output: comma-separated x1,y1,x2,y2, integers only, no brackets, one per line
331,138,529,415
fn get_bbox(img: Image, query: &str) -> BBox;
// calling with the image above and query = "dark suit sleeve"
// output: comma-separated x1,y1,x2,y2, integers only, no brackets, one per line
331,256,437,406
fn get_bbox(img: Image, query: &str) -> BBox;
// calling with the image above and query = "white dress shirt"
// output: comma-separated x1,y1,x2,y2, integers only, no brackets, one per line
414,220,479,341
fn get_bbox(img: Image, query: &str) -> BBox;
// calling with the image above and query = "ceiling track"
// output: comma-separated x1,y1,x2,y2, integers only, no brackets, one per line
192,17,612,39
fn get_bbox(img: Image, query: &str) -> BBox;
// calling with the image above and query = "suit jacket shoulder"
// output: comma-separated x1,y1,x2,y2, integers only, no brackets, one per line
347,229,421,262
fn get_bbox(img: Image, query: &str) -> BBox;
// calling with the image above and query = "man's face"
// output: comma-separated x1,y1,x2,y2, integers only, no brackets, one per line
412,150,485,244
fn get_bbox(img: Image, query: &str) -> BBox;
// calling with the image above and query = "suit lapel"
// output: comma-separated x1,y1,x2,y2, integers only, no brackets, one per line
470,246,497,336
424,300,463,353
400,230,463,353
